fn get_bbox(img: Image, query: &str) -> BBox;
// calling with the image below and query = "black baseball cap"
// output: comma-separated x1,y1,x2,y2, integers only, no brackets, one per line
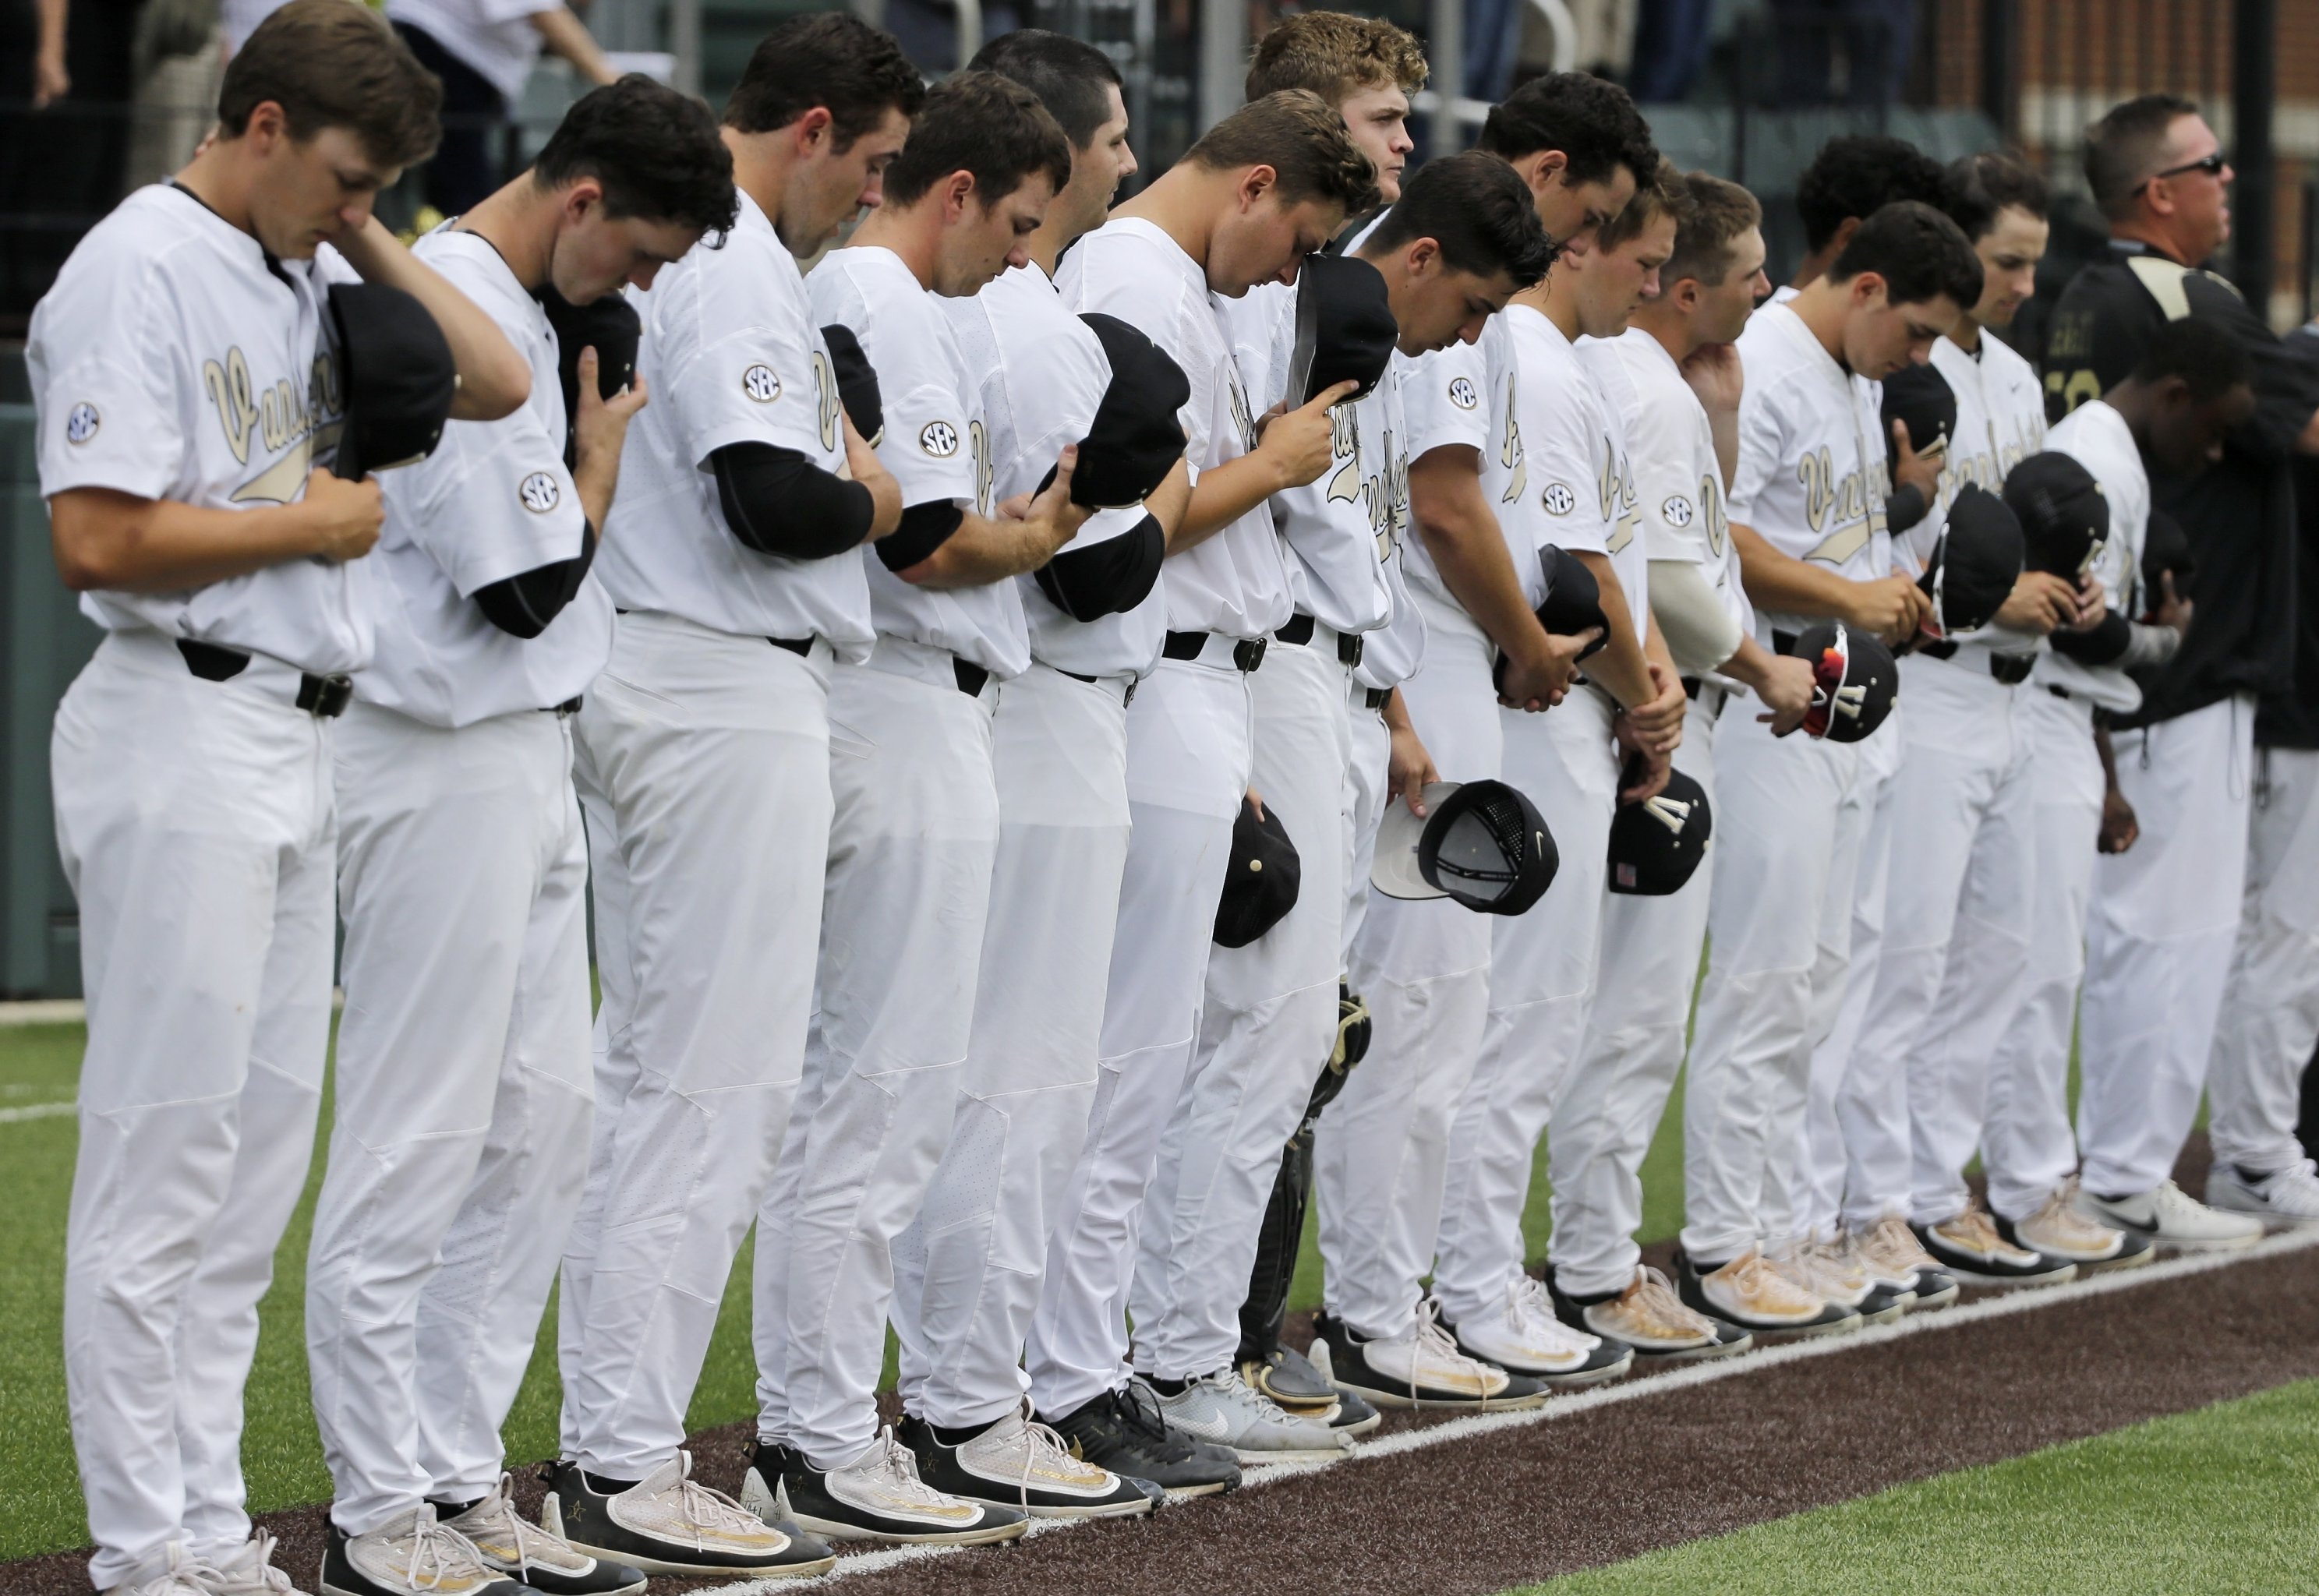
1881,361,1957,464
2003,450,2109,579
1284,252,1398,407
1791,620,1898,743
539,288,640,466
1917,482,2024,637
1607,768,1713,895
2141,505,2193,606
1076,312,1192,509
822,323,883,447
1214,795,1301,948
1493,545,1610,694
327,281,458,479
1372,779,1559,916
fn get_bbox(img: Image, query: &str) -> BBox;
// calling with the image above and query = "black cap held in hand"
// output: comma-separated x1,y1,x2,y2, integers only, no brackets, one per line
327,281,458,479
1076,312,1191,509
1791,620,1897,743
1881,361,1957,467
1284,252,1398,408
2140,505,2194,609
821,324,883,447
1607,769,1713,896
2002,450,2109,579
1918,482,2025,637
540,287,641,464
1214,795,1301,948
1371,779,1559,916
1492,544,1610,695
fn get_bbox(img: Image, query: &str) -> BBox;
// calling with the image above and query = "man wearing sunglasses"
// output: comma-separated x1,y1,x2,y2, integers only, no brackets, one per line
2038,94,2319,1249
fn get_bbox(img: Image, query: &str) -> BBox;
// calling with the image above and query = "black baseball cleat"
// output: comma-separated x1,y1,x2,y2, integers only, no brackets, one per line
1310,1306,1549,1409
1904,1266,1961,1309
539,1454,834,1579
1243,1345,1380,1435
1914,1210,2077,1287
1543,1263,1752,1364
896,1407,1158,1519
1856,1280,1909,1326
741,1431,1027,1545
437,1474,646,1594
1037,1379,1241,1498
1671,1246,1861,1340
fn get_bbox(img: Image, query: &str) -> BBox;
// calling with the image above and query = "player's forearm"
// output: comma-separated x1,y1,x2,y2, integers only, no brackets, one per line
1409,449,1553,662
1144,457,1193,542
1707,404,1740,491
530,7,618,83
1717,632,1793,699
1175,452,1286,549
1571,550,1652,708
1731,521,1854,620
333,217,531,421
51,488,325,592
900,507,1081,588
574,451,620,535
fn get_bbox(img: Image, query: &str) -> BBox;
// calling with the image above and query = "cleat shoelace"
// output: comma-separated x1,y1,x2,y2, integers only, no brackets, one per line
862,1427,969,1513
1402,1298,1503,1406
659,1455,777,1551
1627,1268,1716,1340
398,1513,490,1592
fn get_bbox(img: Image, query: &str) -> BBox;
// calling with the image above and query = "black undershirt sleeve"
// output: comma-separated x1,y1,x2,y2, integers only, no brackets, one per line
474,521,599,639
1033,514,1165,620
878,500,965,573
709,440,876,561
2048,609,2133,666
1883,482,1929,533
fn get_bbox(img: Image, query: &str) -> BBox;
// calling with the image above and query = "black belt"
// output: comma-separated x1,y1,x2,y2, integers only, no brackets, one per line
542,695,584,715
1274,612,1366,669
954,659,990,697
2048,683,2077,702
177,639,352,719
1061,667,1137,706
769,634,813,658
1920,638,2036,686
1164,630,1267,673
1364,687,1391,711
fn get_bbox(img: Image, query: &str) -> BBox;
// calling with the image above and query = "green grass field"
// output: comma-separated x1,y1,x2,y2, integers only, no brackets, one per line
1518,1378,2319,1596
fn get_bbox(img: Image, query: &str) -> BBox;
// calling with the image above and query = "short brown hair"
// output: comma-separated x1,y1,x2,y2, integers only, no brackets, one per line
882,71,1072,210
724,12,925,150
1597,155,1683,251
1663,171,1762,287
1244,11,1426,104
218,0,441,168
2084,94,2198,221
1186,89,1380,215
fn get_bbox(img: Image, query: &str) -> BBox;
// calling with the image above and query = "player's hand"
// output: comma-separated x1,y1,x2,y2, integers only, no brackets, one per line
1678,341,1743,413
1497,628,1600,711
574,347,647,458
2067,574,2108,632
2151,569,2194,634
1993,570,2081,634
301,468,384,562
1754,652,1818,736
1386,718,1440,815
1623,661,1687,753
1845,573,1931,646
2098,785,2140,854
1890,419,1943,503
1617,744,1672,805
1027,443,1090,546
1257,380,1361,490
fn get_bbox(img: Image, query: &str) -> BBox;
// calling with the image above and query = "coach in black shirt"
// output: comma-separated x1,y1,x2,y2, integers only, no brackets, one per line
2038,92,2319,1243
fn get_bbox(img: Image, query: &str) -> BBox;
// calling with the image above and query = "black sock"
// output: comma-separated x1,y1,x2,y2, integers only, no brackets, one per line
428,1495,485,1518
1145,1375,1190,1396
930,1421,987,1446
582,1471,639,1495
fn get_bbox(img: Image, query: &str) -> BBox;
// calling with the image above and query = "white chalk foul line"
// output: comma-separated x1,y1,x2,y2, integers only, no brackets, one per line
0,1100,74,1124
702,1223,2319,1591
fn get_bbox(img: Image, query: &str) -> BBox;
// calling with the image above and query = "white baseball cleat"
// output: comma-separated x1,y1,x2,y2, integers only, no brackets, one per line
1152,1366,1350,1465
2076,1179,2264,1251
2206,1160,2319,1224
1441,1276,1632,1387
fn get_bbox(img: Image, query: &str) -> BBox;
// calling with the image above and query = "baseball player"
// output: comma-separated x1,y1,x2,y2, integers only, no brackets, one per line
2204,318,2319,1225
1987,320,2257,1247
33,6,531,1592
1023,90,1377,1465
1543,171,1818,1358
1676,202,1977,1334
546,16,918,1574
303,80,737,1596
880,30,1222,1504
1779,136,1953,300
1308,72,1645,1401
2041,94,2319,1248
742,73,1092,1546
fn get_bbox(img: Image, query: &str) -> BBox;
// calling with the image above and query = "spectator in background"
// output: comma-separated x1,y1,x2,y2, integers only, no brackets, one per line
1628,0,1712,103
2,0,142,326
1772,0,1916,108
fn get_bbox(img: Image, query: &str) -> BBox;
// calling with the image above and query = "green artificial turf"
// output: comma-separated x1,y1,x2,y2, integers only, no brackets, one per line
1515,1377,2319,1596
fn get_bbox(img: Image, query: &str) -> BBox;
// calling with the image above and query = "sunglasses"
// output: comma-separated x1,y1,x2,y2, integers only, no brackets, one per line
2134,150,2227,194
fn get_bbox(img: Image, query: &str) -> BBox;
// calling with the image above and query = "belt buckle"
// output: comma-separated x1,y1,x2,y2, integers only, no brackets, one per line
1338,632,1364,669
300,672,354,719
1234,637,1267,673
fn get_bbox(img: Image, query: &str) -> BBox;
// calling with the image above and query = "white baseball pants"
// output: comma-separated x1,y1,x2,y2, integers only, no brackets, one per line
1313,597,1502,1340
560,612,834,1480
1025,649,1253,1418
1341,686,1391,966
756,644,999,1469
54,630,335,1589
312,701,593,1534
2078,695,2257,1198
1548,692,1721,1299
2205,745,2319,1178
1134,632,1352,1380
1683,700,1865,1263
1972,686,2101,1220
1433,689,1619,1324
892,665,1133,1431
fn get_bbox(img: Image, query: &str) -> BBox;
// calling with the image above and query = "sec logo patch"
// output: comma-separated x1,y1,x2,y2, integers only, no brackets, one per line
1663,495,1694,527
1448,376,1479,411
519,471,561,514
1543,482,1575,516
919,420,960,458
742,364,781,404
65,402,100,444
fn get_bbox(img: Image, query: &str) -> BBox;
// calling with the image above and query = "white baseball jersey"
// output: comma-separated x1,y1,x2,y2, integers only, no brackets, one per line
1398,314,1538,611
1353,357,1422,690
2034,398,2149,713
811,245,1027,679
357,229,611,726
946,260,1165,681
1059,217,1291,640
596,189,872,656
384,0,555,101
1593,326,1752,665
1928,330,2049,655
29,182,371,675
1506,305,1648,639
1730,299,1893,647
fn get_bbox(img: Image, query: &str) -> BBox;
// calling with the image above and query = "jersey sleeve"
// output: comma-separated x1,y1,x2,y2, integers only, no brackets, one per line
1727,361,1787,528
1402,340,1490,463
657,254,836,471
1529,388,1618,557
388,383,585,598
30,255,190,503
1064,241,1214,482
1631,405,1713,564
